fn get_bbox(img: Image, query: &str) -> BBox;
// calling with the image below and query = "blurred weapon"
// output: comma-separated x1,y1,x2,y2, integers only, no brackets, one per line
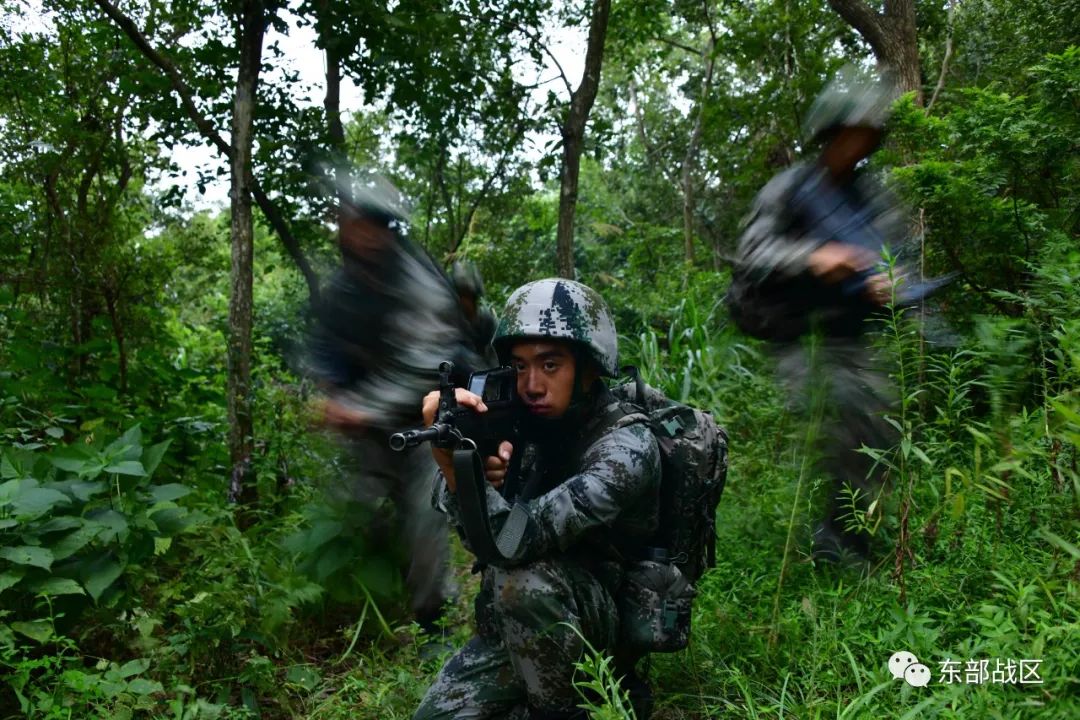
788,170,954,303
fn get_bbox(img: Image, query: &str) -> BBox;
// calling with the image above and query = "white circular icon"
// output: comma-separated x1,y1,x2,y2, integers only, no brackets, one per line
889,651,919,680
904,662,931,687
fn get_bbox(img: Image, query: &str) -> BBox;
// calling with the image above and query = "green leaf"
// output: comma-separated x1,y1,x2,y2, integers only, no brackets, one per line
0,519,17,530
89,510,129,543
0,623,14,651
105,425,142,461
49,446,95,475
148,483,190,503
45,427,64,439
141,440,171,478
81,554,124,601
104,461,146,477
36,516,83,534
1,449,38,479
0,546,54,570
1037,527,1080,560
65,480,106,502
51,523,102,560
153,537,172,556
285,665,321,691
126,678,163,695
150,507,191,536
11,620,52,643
31,577,85,597
0,568,26,593
80,418,104,432
0,455,18,479
0,477,29,504
12,486,70,520
116,658,150,678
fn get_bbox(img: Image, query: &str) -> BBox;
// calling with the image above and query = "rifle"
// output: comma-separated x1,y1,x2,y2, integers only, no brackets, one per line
787,168,954,303
389,361,521,458
389,361,528,565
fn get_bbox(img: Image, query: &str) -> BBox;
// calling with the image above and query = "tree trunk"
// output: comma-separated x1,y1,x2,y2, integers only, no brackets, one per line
226,0,266,507
826,0,923,104
316,0,346,247
555,0,611,278
680,36,717,266
103,283,128,395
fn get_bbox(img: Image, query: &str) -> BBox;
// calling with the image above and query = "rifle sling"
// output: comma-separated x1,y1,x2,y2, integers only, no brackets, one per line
454,448,501,565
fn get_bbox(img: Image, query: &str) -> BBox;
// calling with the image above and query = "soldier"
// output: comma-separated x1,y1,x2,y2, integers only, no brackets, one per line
451,259,499,366
412,279,662,720
309,173,484,641
728,69,909,562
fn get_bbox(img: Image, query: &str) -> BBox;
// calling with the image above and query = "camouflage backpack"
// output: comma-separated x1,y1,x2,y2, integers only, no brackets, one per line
609,368,729,653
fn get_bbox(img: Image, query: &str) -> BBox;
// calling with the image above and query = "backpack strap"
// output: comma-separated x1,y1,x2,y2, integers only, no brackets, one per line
621,365,648,407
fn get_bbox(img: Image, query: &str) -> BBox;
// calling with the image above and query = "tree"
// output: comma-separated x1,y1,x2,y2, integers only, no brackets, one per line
556,0,612,278
827,0,923,103
0,4,162,393
224,0,268,506
88,0,281,505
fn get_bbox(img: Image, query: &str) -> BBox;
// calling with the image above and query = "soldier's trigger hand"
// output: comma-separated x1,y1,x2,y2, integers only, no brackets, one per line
863,272,893,305
483,441,514,489
807,242,879,284
421,388,488,426
421,387,488,493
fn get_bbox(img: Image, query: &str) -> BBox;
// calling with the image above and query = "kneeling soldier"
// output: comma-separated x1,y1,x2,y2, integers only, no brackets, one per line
413,279,662,720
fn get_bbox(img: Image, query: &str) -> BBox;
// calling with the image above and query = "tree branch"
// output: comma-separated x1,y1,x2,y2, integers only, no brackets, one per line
655,35,701,56
926,0,955,113
826,0,888,59
92,0,320,302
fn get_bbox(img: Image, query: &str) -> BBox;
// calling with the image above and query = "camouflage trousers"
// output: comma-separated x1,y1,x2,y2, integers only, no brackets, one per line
413,558,619,719
773,335,898,547
337,432,454,620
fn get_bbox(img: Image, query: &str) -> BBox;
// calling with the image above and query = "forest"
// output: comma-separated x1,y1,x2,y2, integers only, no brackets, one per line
0,0,1078,717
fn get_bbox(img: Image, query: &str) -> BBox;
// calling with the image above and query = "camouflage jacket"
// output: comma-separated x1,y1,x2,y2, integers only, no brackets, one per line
309,241,485,431
433,386,662,567
731,162,910,339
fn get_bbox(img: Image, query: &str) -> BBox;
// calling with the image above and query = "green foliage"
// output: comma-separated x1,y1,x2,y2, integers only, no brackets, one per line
1,1,1078,718
0,426,188,619
889,47,1080,320
0,425,198,717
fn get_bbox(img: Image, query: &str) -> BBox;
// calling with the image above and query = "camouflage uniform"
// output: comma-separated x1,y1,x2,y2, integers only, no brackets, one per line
310,176,485,623
732,71,904,558
413,280,662,720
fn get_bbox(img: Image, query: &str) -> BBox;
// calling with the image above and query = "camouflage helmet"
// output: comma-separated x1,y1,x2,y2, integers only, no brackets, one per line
451,260,485,298
802,65,896,145
494,278,619,376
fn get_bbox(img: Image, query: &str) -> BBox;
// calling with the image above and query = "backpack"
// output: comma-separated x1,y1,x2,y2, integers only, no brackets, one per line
608,368,729,653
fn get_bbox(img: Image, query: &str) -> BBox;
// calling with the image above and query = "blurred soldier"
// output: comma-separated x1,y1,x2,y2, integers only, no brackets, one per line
728,69,912,562
451,259,498,366
413,279,662,720
309,172,485,639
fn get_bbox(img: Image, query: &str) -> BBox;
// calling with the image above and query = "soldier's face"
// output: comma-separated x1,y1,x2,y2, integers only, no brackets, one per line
339,215,393,259
821,125,882,177
510,341,577,418
459,292,478,320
